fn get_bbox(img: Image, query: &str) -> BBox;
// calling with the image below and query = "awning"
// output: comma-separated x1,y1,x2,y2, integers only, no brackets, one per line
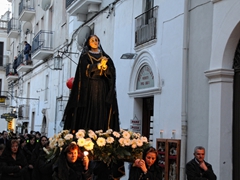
1,113,17,121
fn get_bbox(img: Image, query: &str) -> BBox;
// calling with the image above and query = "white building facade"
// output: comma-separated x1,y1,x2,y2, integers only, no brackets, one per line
3,0,240,179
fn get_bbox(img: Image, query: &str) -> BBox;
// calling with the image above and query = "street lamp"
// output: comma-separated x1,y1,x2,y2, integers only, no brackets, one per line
53,50,78,70
53,54,63,70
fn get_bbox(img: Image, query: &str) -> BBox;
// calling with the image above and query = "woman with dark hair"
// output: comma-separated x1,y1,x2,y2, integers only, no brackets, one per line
26,135,36,154
63,34,120,133
0,139,30,180
128,147,162,180
19,138,32,163
30,135,48,179
52,142,92,180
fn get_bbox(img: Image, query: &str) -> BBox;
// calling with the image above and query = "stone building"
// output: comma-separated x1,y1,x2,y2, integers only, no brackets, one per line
2,0,240,179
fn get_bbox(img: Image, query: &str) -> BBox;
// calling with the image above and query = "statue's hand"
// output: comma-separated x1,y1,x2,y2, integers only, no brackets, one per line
101,57,108,66
102,64,108,70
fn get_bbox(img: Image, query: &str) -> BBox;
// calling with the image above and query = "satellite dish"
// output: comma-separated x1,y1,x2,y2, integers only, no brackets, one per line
41,0,52,11
77,26,91,49
22,22,32,35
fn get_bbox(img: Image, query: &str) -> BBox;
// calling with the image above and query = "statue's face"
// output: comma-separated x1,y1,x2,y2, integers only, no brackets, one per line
89,36,99,49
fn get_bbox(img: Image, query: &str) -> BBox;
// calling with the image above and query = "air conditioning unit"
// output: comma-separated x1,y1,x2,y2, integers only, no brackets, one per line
18,104,30,119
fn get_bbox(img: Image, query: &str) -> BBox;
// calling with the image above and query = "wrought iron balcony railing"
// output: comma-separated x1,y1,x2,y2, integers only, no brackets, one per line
7,18,20,34
135,6,158,47
19,0,35,16
5,63,17,76
31,30,54,54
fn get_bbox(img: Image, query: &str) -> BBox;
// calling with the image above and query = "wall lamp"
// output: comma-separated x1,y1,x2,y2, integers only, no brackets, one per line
53,50,79,70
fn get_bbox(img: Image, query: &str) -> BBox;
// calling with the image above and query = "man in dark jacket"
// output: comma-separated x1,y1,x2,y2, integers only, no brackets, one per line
186,146,217,180
24,41,32,65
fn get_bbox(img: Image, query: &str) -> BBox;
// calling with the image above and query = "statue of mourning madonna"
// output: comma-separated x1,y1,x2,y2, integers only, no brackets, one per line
62,35,124,180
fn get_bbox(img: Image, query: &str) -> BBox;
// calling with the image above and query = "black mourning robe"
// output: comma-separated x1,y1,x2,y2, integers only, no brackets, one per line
63,50,120,132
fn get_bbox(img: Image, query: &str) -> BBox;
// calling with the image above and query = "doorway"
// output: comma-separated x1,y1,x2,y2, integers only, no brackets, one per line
142,97,154,141
233,40,240,179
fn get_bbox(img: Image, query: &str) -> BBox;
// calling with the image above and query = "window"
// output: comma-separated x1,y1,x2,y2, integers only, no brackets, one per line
144,0,154,12
0,42,4,66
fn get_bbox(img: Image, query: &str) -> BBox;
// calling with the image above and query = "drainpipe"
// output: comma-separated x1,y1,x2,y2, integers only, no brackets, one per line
180,0,189,180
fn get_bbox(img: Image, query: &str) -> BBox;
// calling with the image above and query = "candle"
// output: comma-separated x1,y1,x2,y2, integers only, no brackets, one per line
84,151,89,156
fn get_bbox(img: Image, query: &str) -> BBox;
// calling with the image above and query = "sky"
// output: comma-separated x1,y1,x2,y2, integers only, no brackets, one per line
0,0,11,17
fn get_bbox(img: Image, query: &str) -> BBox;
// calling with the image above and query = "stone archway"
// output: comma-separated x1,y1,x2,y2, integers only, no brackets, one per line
206,5,240,178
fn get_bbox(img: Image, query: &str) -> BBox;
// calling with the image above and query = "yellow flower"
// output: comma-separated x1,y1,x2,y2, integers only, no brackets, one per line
106,129,113,134
84,139,94,150
49,139,56,149
140,136,148,143
58,138,65,147
106,137,114,144
96,137,106,147
76,130,85,138
122,131,130,139
118,138,125,147
136,138,143,147
113,131,120,138
95,130,103,134
77,138,86,147
88,130,97,140
123,138,131,146
64,134,73,140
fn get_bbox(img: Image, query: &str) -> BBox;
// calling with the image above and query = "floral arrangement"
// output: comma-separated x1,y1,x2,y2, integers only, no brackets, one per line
46,129,150,165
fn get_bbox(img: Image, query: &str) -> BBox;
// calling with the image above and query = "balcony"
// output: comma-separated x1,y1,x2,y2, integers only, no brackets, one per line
31,30,54,60
0,20,8,30
66,0,102,20
7,18,20,39
135,6,158,47
19,0,35,22
18,104,30,119
5,63,18,81
16,51,33,73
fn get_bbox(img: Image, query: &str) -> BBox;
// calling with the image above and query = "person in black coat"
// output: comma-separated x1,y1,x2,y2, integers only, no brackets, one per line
30,136,48,180
13,56,18,74
52,142,92,180
186,146,217,180
0,139,30,180
0,131,9,146
19,138,32,163
31,141,57,180
129,147,162,180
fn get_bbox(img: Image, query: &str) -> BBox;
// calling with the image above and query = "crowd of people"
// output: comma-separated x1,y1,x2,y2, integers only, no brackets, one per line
0,130,165,180
0,130,55,180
